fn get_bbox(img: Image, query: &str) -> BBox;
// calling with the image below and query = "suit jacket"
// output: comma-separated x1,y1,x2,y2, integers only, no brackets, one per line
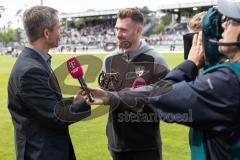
8,47,90,160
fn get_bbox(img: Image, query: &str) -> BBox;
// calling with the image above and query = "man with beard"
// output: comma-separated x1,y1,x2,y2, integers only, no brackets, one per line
100,8,169,160
85,0,240,159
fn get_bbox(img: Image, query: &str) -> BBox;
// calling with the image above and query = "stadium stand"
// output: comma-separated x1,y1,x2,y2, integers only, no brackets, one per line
10,1,240,53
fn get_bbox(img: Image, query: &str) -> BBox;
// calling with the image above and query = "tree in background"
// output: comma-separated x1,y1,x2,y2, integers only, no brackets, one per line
0,20,17,47
0,28,16,47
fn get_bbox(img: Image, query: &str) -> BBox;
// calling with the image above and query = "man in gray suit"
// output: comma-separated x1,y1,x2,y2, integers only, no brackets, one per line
8,6,90,160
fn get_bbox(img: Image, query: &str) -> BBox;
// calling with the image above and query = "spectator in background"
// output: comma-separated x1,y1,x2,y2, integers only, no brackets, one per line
183,11,206,59
187,11,206,32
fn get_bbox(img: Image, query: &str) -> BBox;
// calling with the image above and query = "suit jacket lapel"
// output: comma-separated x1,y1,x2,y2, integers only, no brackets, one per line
22,47,62,100
49,70,62,100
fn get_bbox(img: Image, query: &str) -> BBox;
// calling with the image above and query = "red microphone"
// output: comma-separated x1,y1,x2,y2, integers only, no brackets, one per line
67,57,93,102
132,76,146,89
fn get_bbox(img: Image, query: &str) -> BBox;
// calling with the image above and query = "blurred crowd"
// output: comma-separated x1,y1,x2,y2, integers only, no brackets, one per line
1,18,190,55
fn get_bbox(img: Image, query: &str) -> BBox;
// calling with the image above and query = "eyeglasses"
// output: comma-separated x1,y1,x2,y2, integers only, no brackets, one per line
221,16,240,26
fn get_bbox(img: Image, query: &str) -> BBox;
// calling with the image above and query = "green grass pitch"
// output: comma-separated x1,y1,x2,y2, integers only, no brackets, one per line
0,52,190,160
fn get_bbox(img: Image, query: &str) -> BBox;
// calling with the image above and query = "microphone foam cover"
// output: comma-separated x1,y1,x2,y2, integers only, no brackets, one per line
66,57,84,78
132,76,146,88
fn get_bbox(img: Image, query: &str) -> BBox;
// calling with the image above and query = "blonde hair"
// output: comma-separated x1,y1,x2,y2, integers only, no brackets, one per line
187,11,206,32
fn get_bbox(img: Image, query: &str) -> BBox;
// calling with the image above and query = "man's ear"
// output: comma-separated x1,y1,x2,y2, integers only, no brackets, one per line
43,28,50,39
137,25,143,35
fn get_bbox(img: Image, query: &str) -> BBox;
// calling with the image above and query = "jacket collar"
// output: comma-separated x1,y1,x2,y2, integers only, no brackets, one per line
21,47,52,74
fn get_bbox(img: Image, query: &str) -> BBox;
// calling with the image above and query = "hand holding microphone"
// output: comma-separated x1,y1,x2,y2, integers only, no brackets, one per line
67,57,94,102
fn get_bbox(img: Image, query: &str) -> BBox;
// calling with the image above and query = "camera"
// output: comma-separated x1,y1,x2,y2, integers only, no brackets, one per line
183,32,198,60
